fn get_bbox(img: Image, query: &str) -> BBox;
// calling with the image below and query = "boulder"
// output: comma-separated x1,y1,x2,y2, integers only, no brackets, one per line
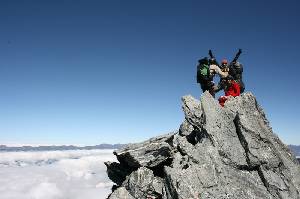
113,133,175,169
122,167,163,198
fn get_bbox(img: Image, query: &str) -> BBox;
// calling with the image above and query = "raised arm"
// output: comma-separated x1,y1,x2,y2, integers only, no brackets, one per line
230,49,242,65
210,64,228,78
208,49,220,66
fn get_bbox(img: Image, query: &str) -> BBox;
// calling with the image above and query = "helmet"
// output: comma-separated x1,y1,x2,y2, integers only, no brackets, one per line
221,59,228,65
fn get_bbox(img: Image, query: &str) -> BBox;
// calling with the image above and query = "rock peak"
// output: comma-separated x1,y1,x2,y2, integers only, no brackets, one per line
105,93,300,199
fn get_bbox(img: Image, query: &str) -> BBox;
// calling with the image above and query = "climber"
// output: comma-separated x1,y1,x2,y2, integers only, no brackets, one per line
213,59,230,93
208,51,229,79
218,75,240,107
215,49,243,93
229,61,245,93
227,49,244,93
196,57,215,97
208,50,229,93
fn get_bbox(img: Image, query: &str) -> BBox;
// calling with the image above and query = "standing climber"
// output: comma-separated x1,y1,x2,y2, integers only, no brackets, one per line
214,49,243,94
229,61,245,93
208,50,229,93
228,49,244,93
196,57,215,97
218,75,240,107
214,59,230,93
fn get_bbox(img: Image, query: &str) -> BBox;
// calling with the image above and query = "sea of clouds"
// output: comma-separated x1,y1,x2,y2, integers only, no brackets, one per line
0,149,116,199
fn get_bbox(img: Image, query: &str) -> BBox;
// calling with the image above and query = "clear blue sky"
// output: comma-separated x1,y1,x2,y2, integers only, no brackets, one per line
0,0,299,145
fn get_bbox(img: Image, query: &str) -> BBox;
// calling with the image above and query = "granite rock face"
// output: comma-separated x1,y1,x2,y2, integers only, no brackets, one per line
105,92,300,199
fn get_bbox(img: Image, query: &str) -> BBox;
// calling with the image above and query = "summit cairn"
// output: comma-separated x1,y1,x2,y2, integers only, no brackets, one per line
105,92,300,199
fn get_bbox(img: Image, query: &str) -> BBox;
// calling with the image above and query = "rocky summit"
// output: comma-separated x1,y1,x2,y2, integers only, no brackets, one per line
105,92,300,199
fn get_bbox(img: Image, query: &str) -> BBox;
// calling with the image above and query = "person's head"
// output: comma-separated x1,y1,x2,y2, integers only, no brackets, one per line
221,59,228,67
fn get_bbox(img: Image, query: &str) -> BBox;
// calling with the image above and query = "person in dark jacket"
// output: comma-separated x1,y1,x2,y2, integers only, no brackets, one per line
197,57,215,97
229,61,245,93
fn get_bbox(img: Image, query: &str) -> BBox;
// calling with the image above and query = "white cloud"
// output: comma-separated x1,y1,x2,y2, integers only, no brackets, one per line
0,149,115,167
0,150,116,199
29,183,63,199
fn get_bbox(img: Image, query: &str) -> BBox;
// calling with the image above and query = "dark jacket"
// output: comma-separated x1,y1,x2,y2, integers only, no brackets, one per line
229,63,245,92
197,64,213,84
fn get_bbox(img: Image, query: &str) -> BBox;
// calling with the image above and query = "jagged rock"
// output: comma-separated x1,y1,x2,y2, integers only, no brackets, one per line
179,119,194,137
226,93,300,198
105,161,134,185
122,167,163,198
181,95,203,127
105,92,300,199
113,133,175,169
164,163,271,199
108,187,134,199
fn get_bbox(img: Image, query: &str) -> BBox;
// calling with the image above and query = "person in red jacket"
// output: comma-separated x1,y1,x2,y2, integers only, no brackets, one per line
218,76,240,107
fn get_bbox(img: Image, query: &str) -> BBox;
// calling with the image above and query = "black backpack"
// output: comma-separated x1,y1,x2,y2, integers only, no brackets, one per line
230,62,245,92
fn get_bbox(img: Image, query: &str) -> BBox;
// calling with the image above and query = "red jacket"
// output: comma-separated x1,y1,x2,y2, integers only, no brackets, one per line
225,80,240,97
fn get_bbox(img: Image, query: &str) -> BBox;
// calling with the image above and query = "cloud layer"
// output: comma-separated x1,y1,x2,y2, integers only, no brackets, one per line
0,149,116,199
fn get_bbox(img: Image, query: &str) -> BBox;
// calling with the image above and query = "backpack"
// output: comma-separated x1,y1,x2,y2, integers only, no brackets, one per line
197,58,210,83
230,62,244,93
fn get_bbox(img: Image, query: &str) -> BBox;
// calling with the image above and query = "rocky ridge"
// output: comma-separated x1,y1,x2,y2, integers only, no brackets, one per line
105,92,300,199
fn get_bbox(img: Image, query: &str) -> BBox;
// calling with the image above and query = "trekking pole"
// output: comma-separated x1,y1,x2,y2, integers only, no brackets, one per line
230,49,242,65
208,49,219,66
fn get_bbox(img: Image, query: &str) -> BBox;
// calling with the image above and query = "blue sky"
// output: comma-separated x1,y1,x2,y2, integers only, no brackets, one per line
0,0,299,145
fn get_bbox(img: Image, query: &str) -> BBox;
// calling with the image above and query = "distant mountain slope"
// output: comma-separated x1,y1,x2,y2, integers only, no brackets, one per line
288,145,300,156
0,144,125,152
